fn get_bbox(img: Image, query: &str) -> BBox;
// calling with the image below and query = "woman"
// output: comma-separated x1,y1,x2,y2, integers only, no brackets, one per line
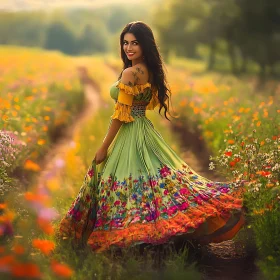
58,21,245,252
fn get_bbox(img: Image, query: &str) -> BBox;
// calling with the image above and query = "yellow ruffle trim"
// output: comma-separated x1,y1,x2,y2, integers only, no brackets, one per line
116,81,160,110
116,81,152,96
111,102,135,123
146,91,160,110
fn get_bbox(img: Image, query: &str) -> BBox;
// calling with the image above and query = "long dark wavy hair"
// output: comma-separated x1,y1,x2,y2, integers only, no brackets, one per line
117,21,174,121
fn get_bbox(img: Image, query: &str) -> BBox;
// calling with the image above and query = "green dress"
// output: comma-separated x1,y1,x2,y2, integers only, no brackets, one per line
58,79,245,252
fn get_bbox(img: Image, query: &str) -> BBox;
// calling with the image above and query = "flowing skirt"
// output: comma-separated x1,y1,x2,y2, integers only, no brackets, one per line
58,117,245,252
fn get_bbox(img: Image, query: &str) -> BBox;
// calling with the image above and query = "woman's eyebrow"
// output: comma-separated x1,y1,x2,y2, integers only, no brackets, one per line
123,39,138,42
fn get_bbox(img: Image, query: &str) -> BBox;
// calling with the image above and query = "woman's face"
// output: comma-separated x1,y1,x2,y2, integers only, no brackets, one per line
123,33,143,63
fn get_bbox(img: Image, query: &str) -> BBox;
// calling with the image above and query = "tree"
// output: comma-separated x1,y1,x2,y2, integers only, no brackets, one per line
44,21,77,55
78,23,109,54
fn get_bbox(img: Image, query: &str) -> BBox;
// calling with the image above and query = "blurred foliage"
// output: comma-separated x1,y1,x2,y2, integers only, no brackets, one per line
1,0,280,78
153,0,280,77
0,4,151,56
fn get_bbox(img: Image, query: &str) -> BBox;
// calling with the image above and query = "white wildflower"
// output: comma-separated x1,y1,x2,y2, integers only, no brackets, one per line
209,162,215,170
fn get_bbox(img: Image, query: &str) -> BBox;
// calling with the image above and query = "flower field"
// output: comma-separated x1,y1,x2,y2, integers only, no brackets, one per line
0,47,279,279
0,46,85,279
166,57,280,279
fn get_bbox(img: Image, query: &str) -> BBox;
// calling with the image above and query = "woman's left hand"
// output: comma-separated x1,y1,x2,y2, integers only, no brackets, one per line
94,146,108,165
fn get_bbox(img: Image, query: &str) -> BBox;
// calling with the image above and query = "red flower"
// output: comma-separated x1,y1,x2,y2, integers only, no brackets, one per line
160,166,171,177
179,188,190,195
178,202,189,211
114,200,121,206
87,169,94,178
194,195,203,205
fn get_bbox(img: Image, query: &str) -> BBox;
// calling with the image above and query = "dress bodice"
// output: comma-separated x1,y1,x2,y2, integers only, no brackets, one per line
110,80,155,105
109,80,160,123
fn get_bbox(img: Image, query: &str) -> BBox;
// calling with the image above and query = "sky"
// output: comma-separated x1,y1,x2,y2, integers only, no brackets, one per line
0,0,144,11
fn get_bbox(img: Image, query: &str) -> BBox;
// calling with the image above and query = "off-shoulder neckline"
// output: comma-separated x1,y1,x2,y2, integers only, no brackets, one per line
116,80,152,87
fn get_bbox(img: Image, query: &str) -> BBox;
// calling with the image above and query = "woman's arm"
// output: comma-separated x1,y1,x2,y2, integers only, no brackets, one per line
94,68,136,165
101,119,123,150
94,119,123,164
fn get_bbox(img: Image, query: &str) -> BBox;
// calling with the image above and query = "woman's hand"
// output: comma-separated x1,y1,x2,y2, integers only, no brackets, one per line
94,146,108,165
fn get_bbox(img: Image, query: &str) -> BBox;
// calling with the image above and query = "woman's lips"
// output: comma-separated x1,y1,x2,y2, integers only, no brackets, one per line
127,53,135,57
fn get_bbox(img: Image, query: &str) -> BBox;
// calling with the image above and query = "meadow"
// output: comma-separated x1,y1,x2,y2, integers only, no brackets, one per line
0,46,279,279
167,56,280,279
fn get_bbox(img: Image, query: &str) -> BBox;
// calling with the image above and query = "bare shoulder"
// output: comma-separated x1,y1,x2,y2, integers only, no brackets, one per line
124,64,150,85
121,68,136,86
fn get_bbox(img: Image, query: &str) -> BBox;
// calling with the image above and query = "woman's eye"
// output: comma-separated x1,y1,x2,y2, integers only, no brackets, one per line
124,42,138,45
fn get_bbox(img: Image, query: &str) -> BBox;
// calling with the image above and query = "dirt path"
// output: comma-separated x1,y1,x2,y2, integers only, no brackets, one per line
170,121,261,280
36,66,102,191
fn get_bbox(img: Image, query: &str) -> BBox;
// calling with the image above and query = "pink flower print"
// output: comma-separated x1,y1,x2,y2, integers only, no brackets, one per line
102,204,109,211
122,202,127,207
110,219,122,228
154,210,160,219
199,192,210,201
69,208,82,221
160,166,171,177
178,202,189,211
194,195,203,205
112,181,118,191
164,189,169,195
95,219,103,227
114,200,121,206
87,168,94,178
167,205,178,216
131,216,140,223
149,179,157,187
110,220,116,227
179,188,190,196
218,186,229,193
145,215,153,222
145,210,159,222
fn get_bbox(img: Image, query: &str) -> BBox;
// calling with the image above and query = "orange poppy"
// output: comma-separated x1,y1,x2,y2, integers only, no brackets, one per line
51,259,73,278
32,239,55,256
11,263,41,278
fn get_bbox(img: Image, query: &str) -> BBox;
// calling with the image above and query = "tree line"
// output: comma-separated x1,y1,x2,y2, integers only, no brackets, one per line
0,7,137,55
153,0,280,77
1,0,280,77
